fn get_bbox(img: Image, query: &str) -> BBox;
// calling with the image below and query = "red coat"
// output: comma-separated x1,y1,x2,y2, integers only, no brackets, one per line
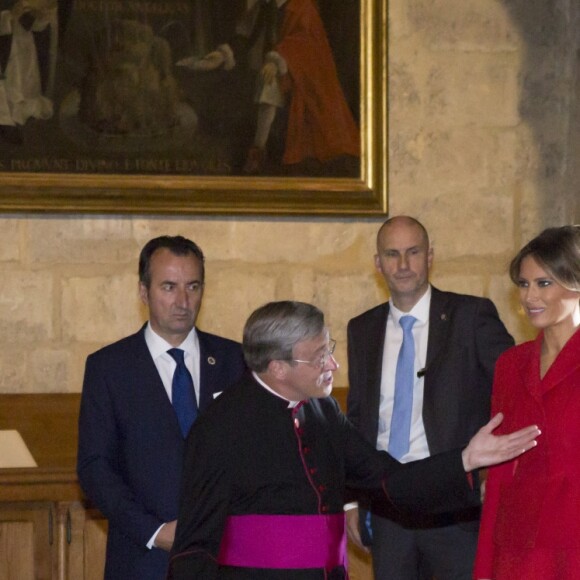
276,0,360,165
474,328,580,579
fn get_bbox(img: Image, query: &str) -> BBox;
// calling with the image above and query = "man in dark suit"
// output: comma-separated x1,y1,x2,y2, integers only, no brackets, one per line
77,235,246,580
346,216,514,580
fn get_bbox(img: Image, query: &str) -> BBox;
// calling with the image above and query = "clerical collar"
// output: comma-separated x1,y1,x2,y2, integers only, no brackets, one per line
252,371,301,408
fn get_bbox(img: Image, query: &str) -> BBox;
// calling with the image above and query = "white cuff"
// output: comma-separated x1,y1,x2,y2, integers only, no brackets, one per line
147,523,165,549
343,502,359,511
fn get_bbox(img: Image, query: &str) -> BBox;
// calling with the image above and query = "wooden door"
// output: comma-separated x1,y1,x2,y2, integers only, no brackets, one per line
58,502,107,580
0,502,55,580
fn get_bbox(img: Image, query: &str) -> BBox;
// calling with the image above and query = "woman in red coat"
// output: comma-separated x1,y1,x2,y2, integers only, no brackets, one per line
474,225,580,579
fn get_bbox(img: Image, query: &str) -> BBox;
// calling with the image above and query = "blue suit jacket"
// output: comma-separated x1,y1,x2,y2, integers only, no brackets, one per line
77,324,246,580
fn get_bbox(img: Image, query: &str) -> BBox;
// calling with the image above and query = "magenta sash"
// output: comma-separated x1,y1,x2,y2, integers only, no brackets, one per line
217,513,347,571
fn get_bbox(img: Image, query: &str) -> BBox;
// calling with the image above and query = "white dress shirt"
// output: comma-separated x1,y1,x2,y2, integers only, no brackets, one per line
144,323,201,404
143,322,201,549
376,286,431,462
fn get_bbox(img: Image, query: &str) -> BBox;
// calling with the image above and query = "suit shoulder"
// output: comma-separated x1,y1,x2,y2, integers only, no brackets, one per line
86,329,144,363
434,288,493,306
432,289,500,318
197,330,242,351
348,303,388,327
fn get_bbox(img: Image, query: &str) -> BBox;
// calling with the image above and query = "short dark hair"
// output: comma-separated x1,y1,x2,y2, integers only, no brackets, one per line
138,236,205,288
243,301,326,373
509,225,580,291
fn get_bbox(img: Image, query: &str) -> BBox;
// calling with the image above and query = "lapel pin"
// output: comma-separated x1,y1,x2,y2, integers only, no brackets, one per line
207,356,216,365
441,313,447,321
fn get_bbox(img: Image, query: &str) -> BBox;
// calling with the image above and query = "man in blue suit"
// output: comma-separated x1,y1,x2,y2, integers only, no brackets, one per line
77,235,246,580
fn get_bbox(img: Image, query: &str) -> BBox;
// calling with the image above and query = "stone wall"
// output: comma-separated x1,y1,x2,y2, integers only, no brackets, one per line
0,0,578,394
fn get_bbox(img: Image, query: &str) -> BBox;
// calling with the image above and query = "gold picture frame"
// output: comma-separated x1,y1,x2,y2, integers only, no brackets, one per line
0,0,387,216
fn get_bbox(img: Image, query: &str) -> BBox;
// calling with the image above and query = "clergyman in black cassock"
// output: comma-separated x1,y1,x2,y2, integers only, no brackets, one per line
168,301,539,580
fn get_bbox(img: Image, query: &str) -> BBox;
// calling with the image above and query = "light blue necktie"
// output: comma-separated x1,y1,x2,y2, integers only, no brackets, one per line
168,348,198,438
388,315,417,460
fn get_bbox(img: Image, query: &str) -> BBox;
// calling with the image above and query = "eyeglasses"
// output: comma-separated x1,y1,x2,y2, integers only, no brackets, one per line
291,339,337,369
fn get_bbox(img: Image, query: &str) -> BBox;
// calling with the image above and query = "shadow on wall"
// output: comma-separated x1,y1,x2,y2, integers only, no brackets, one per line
501,0,580,224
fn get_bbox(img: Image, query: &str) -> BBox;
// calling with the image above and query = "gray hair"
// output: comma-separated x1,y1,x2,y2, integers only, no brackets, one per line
243,301,326,372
